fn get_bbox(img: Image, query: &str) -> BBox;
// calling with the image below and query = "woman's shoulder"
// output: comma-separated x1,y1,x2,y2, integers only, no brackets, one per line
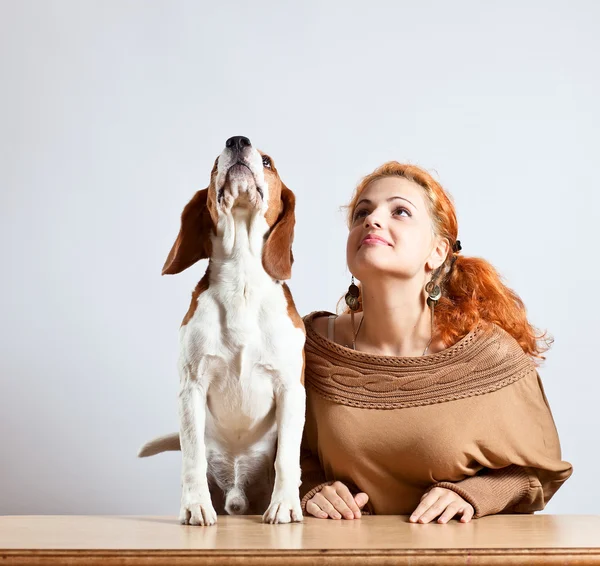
485,321,536,363
303,311,333,337
454,321,536,379
303,310,355,348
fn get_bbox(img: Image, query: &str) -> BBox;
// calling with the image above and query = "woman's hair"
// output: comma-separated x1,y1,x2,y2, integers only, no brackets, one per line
342,161,551,362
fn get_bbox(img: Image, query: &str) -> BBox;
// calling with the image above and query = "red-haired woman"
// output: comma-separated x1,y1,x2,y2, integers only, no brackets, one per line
300,162,572,524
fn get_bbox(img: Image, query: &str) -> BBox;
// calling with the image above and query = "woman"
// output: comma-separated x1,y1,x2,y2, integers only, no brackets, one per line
300,162,572,524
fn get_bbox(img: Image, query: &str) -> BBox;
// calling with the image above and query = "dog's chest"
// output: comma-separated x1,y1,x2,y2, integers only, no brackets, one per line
181,271,301,431
203,312,279,426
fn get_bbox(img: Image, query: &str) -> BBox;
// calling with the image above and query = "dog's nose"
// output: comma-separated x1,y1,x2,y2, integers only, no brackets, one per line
225,136,252,152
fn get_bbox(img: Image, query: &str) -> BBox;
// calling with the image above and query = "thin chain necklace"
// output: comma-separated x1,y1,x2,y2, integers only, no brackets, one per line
351,310,434,356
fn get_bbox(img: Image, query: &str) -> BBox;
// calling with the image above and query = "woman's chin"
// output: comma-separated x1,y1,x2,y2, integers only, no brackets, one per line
352,257,398,278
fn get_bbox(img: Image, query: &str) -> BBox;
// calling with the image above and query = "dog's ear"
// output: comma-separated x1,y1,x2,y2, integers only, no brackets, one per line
262,185,296,281
162,188,214,275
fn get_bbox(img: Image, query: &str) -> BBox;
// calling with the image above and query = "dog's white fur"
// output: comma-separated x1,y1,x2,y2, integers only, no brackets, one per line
139,141,306,526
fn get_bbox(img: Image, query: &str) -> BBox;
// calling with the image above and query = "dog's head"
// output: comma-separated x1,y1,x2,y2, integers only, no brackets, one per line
162,136,296,281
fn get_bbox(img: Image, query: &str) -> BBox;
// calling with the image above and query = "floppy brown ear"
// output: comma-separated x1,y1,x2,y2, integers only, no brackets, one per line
262,186,296,281
162,188,214,275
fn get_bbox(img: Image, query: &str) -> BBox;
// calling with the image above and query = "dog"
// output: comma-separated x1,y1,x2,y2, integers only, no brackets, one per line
138,136,306,526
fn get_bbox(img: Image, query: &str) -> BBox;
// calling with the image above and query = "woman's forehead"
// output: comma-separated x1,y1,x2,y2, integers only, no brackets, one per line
360,176,425,204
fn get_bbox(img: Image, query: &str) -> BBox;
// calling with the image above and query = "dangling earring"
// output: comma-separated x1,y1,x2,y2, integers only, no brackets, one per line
345,276,360,311
425,280,441,305
423,279,441,356
345,276,362,350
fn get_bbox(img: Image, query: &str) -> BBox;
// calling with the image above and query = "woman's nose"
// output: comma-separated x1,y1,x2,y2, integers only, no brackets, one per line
365,214,382,229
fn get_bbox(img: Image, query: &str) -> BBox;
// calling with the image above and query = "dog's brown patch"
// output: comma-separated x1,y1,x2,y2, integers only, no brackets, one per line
283,282,305,385
182,267,211,326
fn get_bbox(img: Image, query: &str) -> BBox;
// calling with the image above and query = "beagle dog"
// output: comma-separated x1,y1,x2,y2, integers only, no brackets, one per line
139,136,306,525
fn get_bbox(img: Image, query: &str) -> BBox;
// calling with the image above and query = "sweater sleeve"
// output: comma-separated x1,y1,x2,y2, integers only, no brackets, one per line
299,446,332,512
431,465,532,518
428,370,572,518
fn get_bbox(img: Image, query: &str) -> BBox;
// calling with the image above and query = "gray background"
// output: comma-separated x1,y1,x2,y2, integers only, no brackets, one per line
1,0,598,515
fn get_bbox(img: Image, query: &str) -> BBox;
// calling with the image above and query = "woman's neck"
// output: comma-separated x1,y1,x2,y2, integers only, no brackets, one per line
356,277,434,357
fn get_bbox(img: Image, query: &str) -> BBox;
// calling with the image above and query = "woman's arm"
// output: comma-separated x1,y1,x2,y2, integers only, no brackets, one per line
427,465,531,519
416,371,572,521
299,443,331,506
299,426,372,518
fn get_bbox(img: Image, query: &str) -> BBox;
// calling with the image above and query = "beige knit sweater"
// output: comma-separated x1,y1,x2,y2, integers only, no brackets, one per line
300,311,573,518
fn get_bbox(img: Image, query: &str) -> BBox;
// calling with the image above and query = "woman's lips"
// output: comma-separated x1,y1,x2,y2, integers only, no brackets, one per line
361,235,391,246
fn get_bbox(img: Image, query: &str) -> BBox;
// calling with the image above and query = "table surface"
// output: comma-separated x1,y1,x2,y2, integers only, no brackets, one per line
1,515,599,565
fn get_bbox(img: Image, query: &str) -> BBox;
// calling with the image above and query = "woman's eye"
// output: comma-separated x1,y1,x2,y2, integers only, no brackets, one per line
394,207,410,217
262,156,272,169
353,207,409,222
353,209,368,221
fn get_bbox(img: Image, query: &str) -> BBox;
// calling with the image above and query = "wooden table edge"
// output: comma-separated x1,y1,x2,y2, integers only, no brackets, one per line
2,548,600,566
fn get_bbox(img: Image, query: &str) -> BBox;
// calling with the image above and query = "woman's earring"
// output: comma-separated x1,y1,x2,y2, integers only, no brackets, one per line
425,279,441,342
345,276,361,311
425,280,441,306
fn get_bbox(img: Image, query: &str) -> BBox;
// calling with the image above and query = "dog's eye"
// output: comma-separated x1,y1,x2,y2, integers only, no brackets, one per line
262,156,272,169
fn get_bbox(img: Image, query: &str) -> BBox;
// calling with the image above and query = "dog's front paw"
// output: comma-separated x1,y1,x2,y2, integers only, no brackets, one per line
262,492,303,524
179,494,217,526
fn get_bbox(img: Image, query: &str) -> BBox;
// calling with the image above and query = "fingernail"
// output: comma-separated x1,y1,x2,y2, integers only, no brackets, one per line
355,511,361,518
344,513,354,520
333,513,341,519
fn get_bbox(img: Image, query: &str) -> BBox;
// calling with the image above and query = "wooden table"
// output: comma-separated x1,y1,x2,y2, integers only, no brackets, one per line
1,515,599,565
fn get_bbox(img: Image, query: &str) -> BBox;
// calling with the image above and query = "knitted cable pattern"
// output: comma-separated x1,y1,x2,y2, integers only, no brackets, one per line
303,311,535,409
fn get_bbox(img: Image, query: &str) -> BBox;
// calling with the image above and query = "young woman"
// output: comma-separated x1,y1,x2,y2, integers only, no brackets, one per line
300,162,572,524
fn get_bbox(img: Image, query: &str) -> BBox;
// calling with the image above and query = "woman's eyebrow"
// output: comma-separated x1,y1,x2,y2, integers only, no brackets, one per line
356,196,417,209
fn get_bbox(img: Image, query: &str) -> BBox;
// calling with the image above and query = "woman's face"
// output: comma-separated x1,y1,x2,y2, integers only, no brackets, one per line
347,176,446,283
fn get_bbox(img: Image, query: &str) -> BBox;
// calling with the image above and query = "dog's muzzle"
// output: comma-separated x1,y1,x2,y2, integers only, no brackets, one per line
217,136,264,204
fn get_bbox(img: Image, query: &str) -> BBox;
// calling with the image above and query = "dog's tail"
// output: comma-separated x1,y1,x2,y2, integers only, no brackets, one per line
137,432,181,457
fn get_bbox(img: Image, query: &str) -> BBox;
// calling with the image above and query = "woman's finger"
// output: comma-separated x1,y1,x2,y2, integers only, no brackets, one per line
354,492,369,510
420,487,441,501
313,492,343,519
305,499,328,519
416,496,451,524
334,484,362,519
436,502,462,524
409,493,439,523
320,486,354,519
459,505,475,523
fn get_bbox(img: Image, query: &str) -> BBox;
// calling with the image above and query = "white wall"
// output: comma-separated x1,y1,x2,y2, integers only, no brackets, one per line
1,0,598,515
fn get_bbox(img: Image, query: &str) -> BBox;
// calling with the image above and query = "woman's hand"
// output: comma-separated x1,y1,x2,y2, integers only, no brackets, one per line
410,487,474,524
305,481,369,520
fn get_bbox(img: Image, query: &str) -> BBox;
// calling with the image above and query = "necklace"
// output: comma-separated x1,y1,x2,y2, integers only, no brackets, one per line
351,311,434,356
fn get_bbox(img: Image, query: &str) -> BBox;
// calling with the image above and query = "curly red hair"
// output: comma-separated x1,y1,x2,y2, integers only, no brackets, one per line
342,161,551,362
